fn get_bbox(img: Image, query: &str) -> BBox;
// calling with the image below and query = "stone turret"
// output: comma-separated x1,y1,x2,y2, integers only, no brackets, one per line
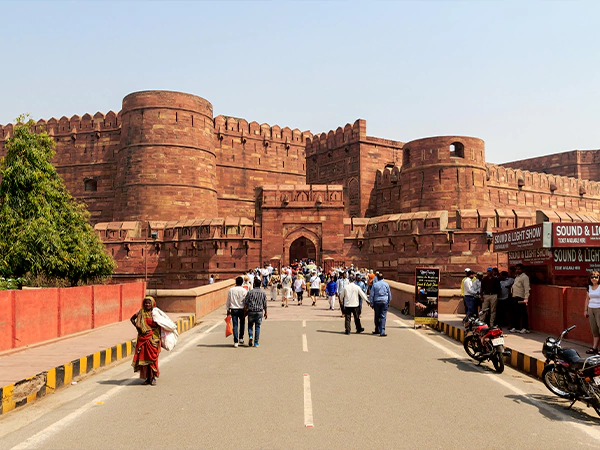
115,90,217,221
399,136,487,212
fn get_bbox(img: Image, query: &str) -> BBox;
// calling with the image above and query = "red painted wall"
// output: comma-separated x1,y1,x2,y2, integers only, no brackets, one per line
530,285,592,344
0,282,145,352
0,291,15,351
122,282,145,319
15,289,59,347
60,286,93,336
92,284,122,328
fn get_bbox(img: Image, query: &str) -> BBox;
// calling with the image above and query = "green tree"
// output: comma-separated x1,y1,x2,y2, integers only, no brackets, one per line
0,115,116,286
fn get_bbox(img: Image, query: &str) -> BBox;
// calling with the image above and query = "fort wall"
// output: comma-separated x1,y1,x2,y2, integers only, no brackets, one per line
213,115,311,218
501,149,600,182
306,120,403,217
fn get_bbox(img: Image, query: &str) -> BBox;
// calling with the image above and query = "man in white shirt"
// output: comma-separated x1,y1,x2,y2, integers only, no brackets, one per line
309,270,321,306
463,270,476,317
339,275,368,334
226,276,248,348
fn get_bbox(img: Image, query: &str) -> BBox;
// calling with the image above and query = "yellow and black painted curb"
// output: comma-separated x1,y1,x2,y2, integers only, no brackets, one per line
436,321,545,379
0,314,195,415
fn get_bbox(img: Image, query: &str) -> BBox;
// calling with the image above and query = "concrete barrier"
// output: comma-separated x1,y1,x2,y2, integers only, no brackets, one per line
148,279,235,318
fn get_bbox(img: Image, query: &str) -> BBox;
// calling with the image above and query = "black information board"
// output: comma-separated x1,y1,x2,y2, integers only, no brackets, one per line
414,267,440,326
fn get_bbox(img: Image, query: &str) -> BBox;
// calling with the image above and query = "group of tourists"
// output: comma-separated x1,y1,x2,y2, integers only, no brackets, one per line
461,264,530,334
224,261,393,346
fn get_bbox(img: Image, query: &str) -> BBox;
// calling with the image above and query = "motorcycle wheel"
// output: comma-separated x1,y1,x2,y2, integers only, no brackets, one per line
463,335,485,362
491,351,505,373
542,365,571,399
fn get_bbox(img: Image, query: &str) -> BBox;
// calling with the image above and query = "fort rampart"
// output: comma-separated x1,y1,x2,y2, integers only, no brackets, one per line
2,90,600,289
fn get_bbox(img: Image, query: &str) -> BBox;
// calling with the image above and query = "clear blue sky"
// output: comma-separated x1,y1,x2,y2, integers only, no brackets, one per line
1,0,599,164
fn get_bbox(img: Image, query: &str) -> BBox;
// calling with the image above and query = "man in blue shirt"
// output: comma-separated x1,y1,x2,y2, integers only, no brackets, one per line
369,273,392,337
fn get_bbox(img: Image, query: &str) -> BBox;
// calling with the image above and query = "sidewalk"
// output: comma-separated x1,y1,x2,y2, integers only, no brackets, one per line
0,312,195,415
437,314,591,378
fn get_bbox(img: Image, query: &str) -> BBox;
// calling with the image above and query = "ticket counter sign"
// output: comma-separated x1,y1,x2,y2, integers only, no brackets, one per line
493,222,552,252
509,247,600,276
553,223,600,247
414,267,439,326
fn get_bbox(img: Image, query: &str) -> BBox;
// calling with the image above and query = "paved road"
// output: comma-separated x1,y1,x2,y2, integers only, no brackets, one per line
1,297,600,449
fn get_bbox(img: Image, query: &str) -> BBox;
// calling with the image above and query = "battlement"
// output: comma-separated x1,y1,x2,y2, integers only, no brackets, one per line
213,115,312,145
486,163,600,197
501,149,600,183
261,184,344,208
305,119,366,156
0,112,121,141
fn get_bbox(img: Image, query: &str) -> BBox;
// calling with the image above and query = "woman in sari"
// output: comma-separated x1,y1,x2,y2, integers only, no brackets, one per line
131,296,162,385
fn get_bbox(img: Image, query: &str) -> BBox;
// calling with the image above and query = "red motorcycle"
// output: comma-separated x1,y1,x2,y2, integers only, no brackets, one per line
463,309,511,373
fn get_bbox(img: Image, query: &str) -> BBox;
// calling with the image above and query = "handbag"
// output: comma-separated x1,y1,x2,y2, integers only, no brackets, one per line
225,315,233,337
277,283,282,289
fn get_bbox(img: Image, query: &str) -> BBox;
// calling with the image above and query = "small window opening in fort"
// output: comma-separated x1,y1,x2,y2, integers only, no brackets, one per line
449,142,465,158
191,115,194,127
175,112,178,122
84,179,97,192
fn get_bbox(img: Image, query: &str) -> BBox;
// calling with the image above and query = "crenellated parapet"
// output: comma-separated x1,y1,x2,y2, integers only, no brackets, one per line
260,184,344,208
213,115,311,146
305,119,365,156
487,163,600,197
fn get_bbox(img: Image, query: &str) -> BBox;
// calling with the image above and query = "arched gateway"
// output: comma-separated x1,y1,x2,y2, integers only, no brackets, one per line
283,229,320,267
289,236,316,262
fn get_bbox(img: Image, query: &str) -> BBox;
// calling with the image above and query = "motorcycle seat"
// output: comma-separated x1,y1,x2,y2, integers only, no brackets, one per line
561,348,586,369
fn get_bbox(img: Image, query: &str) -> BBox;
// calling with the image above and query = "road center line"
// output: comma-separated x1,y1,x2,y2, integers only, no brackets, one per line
393,317,600,442
302,320,306,328
10,320,220,450
303,373,314,428
302,334,308,352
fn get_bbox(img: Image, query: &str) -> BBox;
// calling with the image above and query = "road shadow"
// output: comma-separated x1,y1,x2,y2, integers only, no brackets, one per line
505,393,600,423
438,357,491,374
316,329,349,335
97,379,144,386
197,343,236,348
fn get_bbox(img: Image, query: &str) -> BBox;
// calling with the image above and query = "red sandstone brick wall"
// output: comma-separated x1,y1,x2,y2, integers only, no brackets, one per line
501,150,600,182
214,115,310,218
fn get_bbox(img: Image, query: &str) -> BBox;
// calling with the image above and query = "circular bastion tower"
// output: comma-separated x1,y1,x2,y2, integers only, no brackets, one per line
399,136,487,212
115,91,217,221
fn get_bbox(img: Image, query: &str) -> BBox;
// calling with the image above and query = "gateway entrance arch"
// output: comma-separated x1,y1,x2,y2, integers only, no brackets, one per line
283,229,320,267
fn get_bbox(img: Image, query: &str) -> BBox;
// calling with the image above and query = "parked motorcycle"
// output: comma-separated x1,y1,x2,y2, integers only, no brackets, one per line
463,309,511,373
542,325,600,417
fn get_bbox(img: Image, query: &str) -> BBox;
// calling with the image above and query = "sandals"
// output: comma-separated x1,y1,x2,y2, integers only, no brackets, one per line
586,348,598,354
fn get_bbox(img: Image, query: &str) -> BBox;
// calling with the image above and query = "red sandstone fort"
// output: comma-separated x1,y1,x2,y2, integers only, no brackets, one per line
1,90,599,289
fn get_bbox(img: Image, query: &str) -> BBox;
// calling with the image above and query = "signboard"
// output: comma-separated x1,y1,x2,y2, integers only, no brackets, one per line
508,247,600,276
508,248,553,266
414,267,439,327
493,222,552,252
552,223,600,248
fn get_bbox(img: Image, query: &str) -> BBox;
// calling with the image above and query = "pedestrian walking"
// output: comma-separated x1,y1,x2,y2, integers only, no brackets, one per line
226,276,248,347
369,273,392,337
309,270,321,306
245,278,268,347
339,276,367,334
510,264,531,334
130,296,177,385
281,269,293,307
326,275,338,310
268,269,280,302
584,271,600,354
293,273,306,306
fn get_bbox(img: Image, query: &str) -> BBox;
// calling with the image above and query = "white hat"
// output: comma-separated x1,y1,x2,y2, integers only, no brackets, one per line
465,268,471,272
